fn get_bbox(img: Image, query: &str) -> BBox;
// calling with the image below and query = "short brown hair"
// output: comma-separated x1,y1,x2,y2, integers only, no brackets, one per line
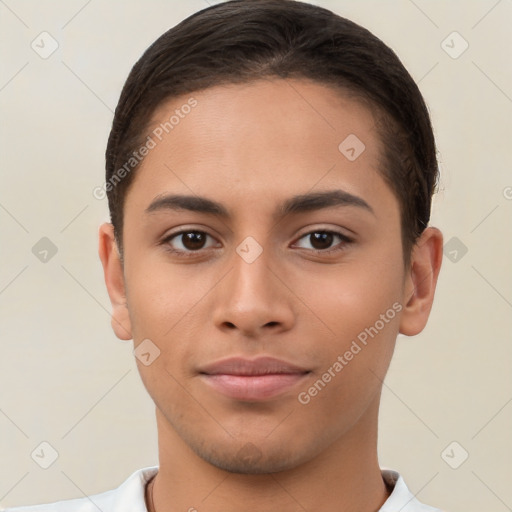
105,0,438,263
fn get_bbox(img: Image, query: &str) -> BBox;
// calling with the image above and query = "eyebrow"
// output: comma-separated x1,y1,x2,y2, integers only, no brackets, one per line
145,189,374,219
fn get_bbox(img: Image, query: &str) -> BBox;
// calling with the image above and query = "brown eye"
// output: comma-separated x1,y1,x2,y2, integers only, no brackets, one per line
181,231,207,250
164,230,217,255
294,230,352,253
309,232,334,250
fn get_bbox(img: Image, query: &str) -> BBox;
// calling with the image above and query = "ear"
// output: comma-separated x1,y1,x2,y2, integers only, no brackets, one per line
98,223,132,340
399,227,443,336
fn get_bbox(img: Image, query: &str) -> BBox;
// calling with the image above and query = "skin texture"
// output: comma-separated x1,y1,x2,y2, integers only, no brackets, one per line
99,78,443,511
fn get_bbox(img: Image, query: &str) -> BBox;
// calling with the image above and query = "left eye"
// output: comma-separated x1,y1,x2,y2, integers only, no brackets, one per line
294,230,351,252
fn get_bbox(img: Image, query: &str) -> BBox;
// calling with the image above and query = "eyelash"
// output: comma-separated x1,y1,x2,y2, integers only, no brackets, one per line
161,229,353,258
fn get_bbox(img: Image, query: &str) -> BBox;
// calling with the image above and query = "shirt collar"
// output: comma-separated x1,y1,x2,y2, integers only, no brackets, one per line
112,466,440,512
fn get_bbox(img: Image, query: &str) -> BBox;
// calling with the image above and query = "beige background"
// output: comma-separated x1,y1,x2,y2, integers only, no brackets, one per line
1,1,511,511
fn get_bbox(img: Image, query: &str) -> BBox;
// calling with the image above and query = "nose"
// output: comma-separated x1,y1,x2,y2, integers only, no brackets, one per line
212,244,295,338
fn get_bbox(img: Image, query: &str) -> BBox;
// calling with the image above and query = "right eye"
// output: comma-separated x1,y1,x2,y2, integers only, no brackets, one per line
161,230,219,257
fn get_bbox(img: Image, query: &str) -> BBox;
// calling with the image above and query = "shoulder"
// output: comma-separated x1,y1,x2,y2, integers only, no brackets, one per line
1,466,158,512
380,468,446,512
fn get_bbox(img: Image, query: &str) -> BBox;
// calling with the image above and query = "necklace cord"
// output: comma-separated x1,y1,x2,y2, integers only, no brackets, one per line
146,474,157,512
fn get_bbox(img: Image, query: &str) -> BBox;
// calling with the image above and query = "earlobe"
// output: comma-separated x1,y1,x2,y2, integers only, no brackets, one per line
399,227,443,336
98,223,132,340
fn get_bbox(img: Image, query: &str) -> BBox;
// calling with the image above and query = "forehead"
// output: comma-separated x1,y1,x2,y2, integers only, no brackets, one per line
148,78,379,159
126,78,392,216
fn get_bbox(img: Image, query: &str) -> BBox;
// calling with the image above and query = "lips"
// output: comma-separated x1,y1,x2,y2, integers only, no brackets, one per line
199,356,310,401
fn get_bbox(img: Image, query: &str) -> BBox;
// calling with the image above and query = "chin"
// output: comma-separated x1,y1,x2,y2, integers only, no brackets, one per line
198,443,302,474
183,432,307,474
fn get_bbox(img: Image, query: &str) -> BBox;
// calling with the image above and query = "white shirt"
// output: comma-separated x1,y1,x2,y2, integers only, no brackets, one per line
2,466,444,511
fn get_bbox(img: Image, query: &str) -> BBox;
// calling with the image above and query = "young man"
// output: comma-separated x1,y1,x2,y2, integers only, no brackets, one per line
7,0,444,510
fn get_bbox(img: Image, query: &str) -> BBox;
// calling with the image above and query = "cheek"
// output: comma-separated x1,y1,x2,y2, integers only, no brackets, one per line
124,254,204,336
123,256,222,389
297,257,402,388
124,264,205,405
292,255,403,415
298,255,404,341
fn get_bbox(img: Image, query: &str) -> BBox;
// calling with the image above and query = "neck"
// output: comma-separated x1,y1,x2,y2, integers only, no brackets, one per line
149,394,389,512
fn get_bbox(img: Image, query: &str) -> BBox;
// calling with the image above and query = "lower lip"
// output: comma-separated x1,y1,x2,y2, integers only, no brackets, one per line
200,373,309,401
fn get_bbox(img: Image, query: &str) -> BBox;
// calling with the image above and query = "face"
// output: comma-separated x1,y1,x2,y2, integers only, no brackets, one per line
105,79,419,473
